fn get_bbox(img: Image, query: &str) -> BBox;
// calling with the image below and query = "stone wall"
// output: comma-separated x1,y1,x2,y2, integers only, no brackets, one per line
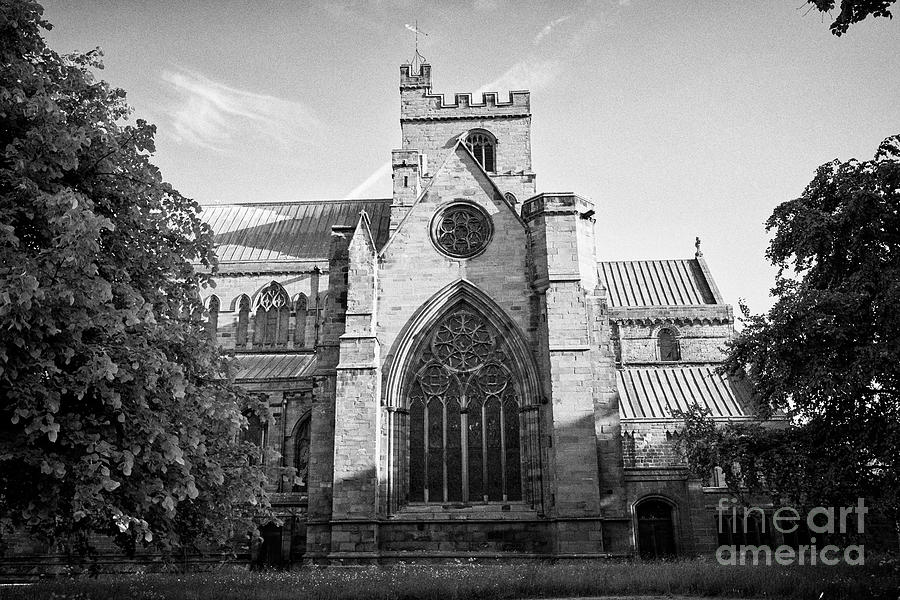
378,146,535,366
622,423,683,469
615,321,732,364
399,63,535,203
204,271,326,351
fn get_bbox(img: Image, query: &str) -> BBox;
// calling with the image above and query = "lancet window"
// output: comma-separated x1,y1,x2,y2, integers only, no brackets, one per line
236,295,250,347
466,130,496,172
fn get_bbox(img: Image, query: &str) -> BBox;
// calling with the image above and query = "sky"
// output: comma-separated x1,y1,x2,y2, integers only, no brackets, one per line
41,1,900,316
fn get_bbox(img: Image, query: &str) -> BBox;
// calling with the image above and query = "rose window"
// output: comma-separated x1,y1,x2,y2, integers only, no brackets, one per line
432,204,492,258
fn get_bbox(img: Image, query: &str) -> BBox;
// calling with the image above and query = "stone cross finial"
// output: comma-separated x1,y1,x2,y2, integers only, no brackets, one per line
695,236,703,258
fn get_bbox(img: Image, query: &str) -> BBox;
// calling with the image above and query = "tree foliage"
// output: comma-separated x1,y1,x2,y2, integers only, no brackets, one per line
807,0,895,35
0,1,273,558
679,134,900,521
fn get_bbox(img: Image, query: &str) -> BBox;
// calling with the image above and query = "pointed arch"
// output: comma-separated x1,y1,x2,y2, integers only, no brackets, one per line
382,279,542,511
253,281,290,347
465,128,496,172
205,295,220,339
235,294,251,347
383,279,540,409
293,293,309,348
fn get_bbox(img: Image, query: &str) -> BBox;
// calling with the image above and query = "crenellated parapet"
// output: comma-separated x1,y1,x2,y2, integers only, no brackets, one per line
400,63,530,122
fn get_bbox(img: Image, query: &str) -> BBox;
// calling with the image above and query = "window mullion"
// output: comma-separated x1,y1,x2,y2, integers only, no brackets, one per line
481,402,488,502
500,400,507,501
442,400,448,503
423,400,429,503
460,404,469,503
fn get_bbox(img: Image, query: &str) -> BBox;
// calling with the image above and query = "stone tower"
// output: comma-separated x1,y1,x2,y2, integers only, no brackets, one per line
391,63,536,230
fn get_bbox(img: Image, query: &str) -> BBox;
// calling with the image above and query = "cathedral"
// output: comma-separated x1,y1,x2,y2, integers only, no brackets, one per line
201,63,754,564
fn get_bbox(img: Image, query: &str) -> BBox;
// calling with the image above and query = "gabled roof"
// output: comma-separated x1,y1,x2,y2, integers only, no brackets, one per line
599,259,721,307
380,136,522,256
201,199,392,263
617,365,753,420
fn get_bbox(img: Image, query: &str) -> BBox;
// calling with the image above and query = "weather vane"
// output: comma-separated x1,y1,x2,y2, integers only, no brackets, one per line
404,21,428,71
695,236,703,258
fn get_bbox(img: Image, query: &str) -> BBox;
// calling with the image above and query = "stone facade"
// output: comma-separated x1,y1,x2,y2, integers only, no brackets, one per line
197,63,765,565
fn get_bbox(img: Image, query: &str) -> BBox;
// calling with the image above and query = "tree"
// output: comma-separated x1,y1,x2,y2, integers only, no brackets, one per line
807,0,895,35
0,1,273,560
679,134,900,525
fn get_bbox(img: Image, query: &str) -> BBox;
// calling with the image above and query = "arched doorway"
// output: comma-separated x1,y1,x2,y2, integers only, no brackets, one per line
254,523,284,567
636,498,677,559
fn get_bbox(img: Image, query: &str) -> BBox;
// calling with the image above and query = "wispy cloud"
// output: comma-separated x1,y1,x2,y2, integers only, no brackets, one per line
478,13,607,96
344,9,609,200
344,161,392,199
533,14,571,44
160,68,320,151
476,59,561,96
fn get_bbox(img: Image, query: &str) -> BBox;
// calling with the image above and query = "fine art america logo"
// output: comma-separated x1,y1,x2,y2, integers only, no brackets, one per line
716,498,868,566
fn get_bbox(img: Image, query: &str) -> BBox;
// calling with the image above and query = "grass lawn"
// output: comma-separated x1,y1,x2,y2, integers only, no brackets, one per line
3,558,898,600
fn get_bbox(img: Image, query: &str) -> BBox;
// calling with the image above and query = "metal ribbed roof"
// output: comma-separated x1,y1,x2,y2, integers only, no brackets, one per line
599,259,716,307
202,200,392,263
617,366,752,420
234,353,316,380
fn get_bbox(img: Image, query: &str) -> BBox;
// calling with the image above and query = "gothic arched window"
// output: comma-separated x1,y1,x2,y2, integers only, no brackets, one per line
406,307,522,504
658,327,680,362
236,295,250,348
206,295,220,340
465,130,496,172
316,293,329,343
242,411,267,466
294,294,308,348
293,416,310,492
253,282,290,348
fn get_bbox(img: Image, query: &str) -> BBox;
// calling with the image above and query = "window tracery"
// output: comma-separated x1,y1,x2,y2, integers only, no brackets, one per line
254,282,290,347
432,203,492,259
406,307,522,504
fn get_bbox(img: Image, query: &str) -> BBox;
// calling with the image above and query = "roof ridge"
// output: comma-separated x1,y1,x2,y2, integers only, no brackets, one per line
201,198,392,208
598,258,697,264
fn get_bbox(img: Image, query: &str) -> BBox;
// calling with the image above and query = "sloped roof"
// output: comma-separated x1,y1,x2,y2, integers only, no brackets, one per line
202,200,392,263
599,259,718,307
234,353,316,380
617,365,753,420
